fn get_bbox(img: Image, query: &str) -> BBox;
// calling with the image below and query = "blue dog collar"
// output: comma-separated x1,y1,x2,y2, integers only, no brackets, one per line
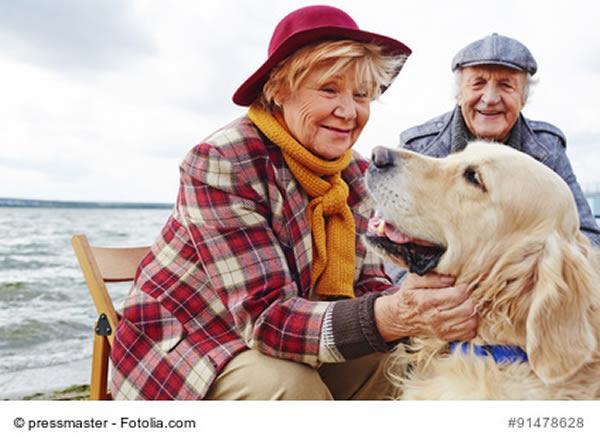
449,341,528,364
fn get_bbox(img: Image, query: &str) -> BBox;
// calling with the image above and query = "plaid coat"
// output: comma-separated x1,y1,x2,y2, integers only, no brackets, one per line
110,116,393,400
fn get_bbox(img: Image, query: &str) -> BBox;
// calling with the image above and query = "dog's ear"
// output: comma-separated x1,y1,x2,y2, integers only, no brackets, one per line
526,231,597,385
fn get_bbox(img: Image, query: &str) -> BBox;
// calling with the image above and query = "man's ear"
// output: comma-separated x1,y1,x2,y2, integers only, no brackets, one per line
519,72,529,107
454,69,464,104
455,91,463,105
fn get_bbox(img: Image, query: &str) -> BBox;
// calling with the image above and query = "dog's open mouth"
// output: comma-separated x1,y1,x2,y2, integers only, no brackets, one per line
365,212,446,275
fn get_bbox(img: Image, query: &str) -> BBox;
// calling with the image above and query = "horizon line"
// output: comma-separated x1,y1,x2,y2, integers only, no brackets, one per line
0,197,173,209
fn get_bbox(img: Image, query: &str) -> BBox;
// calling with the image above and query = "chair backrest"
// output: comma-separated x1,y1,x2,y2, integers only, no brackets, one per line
71,233,149,399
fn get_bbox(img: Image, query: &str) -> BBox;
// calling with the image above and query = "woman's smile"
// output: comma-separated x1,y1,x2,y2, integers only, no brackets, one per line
321,124,354,136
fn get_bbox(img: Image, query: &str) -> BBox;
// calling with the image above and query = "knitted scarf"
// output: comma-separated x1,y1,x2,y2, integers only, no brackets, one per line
248,105,355,299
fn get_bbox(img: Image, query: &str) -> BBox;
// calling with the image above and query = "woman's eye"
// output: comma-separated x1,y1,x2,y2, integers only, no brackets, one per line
320,86,336,94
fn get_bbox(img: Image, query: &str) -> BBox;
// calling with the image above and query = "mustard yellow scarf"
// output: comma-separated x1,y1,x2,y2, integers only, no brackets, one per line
248,105,355,299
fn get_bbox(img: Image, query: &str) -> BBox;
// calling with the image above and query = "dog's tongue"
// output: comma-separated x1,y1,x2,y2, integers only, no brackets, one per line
368,213,434,246
367,212,445,275
384,224,414,244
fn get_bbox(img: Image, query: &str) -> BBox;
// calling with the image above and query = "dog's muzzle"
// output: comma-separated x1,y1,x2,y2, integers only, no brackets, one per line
364,230,445,276
365,147,446,275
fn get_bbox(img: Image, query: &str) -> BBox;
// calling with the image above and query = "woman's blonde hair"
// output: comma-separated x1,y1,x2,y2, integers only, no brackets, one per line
257,40,407,110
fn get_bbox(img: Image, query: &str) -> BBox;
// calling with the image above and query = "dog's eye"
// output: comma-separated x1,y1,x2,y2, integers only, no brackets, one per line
463,167,482,187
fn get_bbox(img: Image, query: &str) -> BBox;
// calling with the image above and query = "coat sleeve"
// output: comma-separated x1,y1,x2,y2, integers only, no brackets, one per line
177,141,329,367
319,244,400,363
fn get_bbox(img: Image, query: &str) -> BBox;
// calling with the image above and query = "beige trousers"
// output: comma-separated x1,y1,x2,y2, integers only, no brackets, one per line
205,349,396,400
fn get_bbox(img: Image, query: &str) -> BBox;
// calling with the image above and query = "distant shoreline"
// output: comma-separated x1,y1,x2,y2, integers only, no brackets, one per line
0,197,173,209
0,197,597,217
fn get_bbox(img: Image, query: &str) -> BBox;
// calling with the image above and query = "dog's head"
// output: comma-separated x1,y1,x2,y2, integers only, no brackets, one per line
365,142,598,384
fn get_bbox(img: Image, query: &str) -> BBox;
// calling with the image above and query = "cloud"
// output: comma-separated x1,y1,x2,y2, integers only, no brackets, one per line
0,155,92,182
1,0,599,203
0,0,155,71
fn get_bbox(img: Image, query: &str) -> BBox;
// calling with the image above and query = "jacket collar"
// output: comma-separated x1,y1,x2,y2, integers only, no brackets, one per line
519,117,552,162
450,106,523,153
434,106,553,163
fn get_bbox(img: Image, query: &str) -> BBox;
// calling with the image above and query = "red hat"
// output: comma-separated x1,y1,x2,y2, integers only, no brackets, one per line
232,5,412,106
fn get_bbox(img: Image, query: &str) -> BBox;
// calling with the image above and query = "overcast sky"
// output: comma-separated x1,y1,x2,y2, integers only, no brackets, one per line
1,0,599,203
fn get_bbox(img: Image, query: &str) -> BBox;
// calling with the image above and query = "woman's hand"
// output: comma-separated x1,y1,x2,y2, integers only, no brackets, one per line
374,273,479,342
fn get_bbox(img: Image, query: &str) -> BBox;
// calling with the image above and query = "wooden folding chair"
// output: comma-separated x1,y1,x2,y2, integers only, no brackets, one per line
71,234,149,400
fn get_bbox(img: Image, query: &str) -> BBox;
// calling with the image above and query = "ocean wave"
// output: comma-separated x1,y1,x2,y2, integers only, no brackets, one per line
0,256,61,271
0,281,26,290
0,318,90,350
0,281,38,303
0,338,92,373
0,207,170,393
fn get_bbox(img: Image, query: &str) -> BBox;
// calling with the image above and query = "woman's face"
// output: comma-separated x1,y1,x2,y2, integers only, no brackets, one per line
278,66,371,160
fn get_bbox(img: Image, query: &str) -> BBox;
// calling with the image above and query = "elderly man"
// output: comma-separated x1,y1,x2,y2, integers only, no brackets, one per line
386,33,600,282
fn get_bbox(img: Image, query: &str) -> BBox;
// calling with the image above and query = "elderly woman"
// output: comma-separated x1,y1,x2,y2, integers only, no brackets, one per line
110,5,478,400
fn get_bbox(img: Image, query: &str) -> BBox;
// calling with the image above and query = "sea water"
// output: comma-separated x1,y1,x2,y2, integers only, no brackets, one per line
0,207,172,399
1,207,598,399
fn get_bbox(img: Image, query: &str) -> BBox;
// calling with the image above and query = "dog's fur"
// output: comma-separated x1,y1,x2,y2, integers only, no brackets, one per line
365,142,600,399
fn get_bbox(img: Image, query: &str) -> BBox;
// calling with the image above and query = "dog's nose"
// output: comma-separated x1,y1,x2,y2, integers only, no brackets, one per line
371,146,395,169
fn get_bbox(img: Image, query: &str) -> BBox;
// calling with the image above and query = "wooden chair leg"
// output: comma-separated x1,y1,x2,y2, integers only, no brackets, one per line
90,333,111,400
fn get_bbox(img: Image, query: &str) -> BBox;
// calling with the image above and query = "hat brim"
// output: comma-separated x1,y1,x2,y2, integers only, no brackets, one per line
454,60,527,73
232,27,411,106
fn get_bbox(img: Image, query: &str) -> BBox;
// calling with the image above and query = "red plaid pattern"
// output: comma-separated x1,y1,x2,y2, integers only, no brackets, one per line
110,117,393,399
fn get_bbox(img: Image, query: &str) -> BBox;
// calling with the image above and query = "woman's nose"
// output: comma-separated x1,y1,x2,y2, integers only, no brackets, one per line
333,94,358,120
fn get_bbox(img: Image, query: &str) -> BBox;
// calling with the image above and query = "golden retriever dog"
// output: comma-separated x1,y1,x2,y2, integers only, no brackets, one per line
364,141,600,400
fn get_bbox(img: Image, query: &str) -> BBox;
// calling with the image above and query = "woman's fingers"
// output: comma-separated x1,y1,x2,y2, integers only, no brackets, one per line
402,272,455,290
434,284,472,312
436,309,479,341
415,283,470,312
410,284,479,340
383,276,479,341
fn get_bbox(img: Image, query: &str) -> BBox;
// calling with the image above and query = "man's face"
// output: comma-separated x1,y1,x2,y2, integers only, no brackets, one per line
458,66,527,141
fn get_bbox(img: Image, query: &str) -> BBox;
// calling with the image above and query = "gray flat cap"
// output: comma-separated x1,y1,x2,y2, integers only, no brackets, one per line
451,33,537,75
